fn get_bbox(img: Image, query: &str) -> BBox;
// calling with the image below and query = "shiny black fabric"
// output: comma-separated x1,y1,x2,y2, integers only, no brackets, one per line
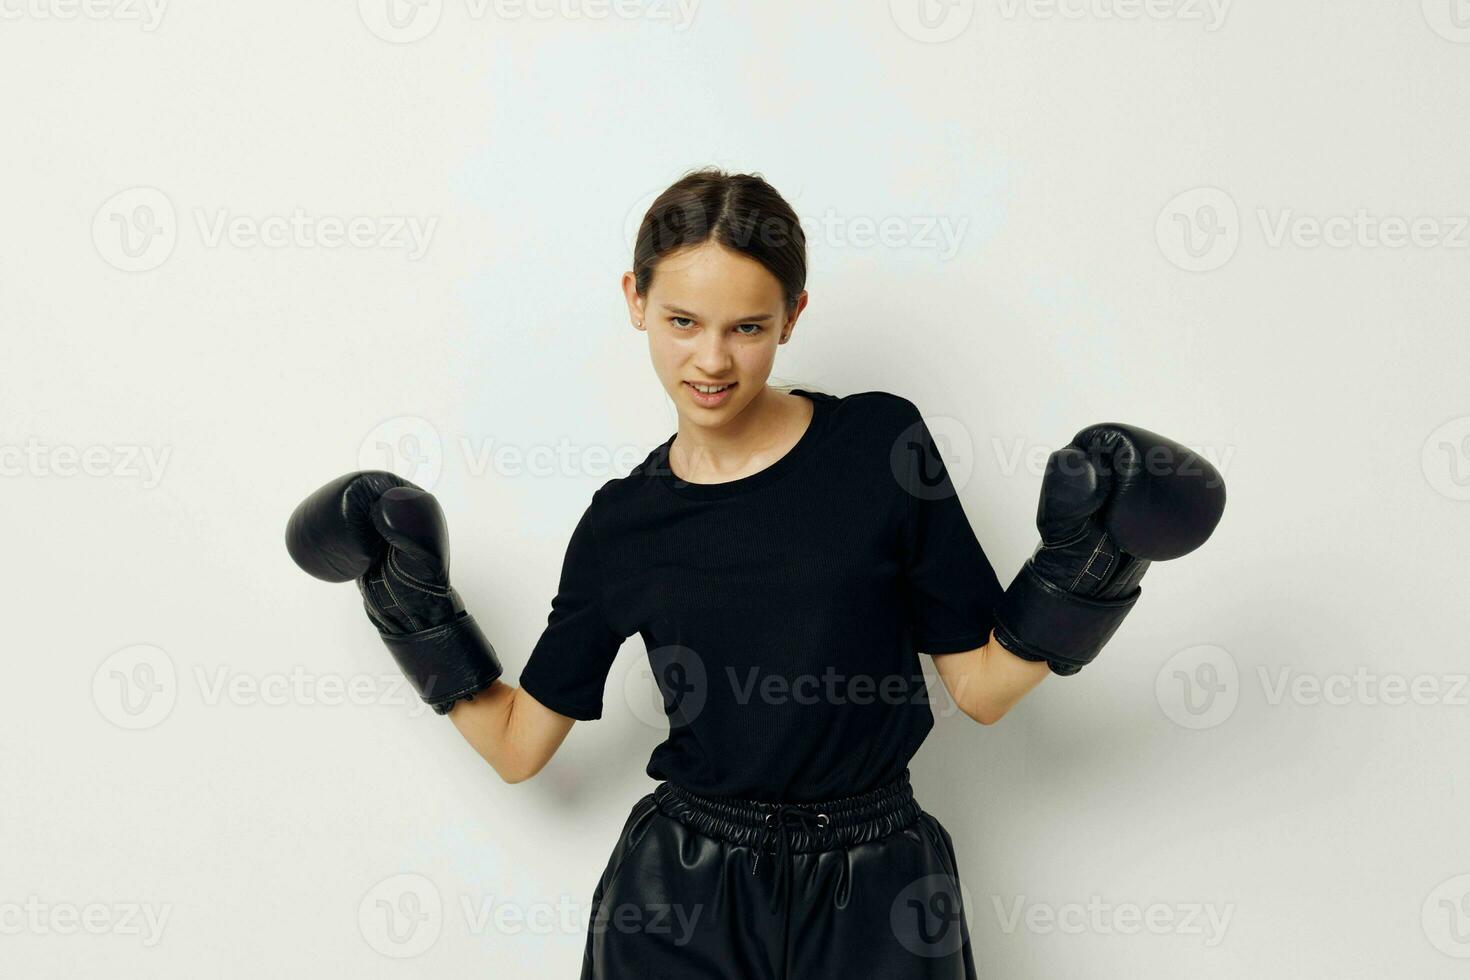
581,770,977,979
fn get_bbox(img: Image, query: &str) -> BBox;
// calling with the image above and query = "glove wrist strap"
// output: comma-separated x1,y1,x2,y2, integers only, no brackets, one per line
992,562,1140,675
379,612,504,714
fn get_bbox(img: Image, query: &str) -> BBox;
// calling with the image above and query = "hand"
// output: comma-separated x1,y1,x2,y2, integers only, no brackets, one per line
285,471,503,713
992,423,1226,675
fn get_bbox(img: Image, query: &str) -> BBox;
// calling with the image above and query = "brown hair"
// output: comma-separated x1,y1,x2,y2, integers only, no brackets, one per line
632,167,808,316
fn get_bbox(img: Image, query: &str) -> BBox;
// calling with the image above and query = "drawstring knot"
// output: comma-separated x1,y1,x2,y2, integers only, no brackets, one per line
750,805,831,912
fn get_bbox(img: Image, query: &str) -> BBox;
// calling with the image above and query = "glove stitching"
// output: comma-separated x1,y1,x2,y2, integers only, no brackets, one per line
378,565,425,632
386,550,452,597
1069,539,1113,592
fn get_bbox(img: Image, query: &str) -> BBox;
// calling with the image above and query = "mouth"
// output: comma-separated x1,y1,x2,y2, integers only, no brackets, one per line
684,380,736,406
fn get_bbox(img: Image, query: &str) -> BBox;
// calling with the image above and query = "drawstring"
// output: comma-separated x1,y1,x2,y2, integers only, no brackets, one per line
652,769,922,915
750,805,830,913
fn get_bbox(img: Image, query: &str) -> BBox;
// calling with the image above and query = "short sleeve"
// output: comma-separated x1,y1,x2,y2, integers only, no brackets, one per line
895,400,1005,654
518,499,625,719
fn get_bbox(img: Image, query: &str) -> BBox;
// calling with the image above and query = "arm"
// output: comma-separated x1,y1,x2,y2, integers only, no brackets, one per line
989,423,1227,676
285,472,610,785
932,423,1225,724
447,681,575,783
929,630,1050,725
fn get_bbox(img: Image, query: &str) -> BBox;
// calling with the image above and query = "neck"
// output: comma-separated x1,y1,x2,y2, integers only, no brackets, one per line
670,387,810,481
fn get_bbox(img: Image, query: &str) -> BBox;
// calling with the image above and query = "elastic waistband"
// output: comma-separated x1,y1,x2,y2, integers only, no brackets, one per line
652,769,922,854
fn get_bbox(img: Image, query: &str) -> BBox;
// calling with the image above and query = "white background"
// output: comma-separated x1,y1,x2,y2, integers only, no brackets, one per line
3,1,1468,976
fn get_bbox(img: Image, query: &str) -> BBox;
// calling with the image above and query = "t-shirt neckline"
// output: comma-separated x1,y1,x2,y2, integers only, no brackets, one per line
653,388,831,501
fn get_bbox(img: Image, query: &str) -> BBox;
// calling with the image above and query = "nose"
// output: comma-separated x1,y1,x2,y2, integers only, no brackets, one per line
690,329,735,376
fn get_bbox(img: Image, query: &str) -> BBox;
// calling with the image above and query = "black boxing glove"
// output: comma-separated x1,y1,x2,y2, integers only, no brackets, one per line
285,470,502,713
992,423,1226,675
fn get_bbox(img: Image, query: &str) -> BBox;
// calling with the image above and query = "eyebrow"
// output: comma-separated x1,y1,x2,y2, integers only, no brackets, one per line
660,305,776,322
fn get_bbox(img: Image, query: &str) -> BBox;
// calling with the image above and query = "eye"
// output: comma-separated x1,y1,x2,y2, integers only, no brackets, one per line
735,323,764,336
670,316,694,330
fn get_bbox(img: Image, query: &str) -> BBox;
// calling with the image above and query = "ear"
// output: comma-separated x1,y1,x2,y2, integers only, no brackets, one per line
621,270,645,329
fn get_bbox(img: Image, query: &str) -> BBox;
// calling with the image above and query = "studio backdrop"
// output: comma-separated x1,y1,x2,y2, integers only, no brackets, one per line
3,2,1467,977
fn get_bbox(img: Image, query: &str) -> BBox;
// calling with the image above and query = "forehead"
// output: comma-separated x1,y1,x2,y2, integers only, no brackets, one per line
650,242,782,307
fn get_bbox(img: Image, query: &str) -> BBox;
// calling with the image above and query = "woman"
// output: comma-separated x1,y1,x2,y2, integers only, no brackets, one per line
285,168,1225,978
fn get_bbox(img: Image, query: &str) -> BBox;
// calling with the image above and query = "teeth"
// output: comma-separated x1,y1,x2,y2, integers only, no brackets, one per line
690,383,731,394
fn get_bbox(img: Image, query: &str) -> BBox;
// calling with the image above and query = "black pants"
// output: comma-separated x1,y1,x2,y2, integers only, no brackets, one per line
581,769,977,979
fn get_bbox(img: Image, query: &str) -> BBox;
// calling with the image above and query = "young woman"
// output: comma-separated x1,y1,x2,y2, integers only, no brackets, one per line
285,168,1225,978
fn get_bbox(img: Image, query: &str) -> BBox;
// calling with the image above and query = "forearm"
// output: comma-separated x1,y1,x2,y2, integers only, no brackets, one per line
935,631,1050,725
972,635,1051,722
448,680,573,783
445,681,518,780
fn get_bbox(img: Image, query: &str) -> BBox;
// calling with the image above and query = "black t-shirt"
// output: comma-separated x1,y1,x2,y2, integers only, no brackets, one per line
516,388,1004,802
